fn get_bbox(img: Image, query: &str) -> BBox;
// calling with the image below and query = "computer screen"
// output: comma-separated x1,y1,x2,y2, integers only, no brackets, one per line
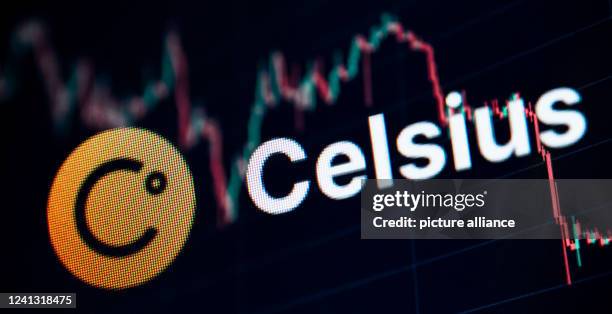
3,0,612,312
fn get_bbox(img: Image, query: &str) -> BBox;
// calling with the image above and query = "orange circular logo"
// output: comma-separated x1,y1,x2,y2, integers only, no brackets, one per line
47,128,196,289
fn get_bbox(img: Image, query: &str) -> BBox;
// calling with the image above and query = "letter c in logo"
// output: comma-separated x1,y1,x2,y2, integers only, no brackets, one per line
48,128,196,289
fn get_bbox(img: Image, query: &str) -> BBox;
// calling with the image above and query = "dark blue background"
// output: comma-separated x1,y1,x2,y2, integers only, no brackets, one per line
3,0,612,312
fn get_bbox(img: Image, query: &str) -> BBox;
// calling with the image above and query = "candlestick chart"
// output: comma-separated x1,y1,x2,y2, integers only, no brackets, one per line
2,0,612,312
